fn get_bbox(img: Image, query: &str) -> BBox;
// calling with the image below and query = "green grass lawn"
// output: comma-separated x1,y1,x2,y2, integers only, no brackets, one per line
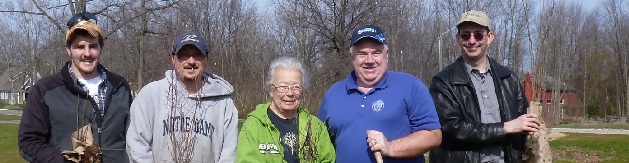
0,104,24,110
0,115,21,121
3,118,629,162
554,123,629,130
551,133,629,163
0,124,26,163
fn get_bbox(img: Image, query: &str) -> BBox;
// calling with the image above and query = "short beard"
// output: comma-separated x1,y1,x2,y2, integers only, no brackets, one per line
176,70,202,84
179,75,198,82
73,61,97,77
78,69,96,76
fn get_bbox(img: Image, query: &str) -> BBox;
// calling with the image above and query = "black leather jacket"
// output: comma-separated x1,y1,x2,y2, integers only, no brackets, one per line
428,57,528,163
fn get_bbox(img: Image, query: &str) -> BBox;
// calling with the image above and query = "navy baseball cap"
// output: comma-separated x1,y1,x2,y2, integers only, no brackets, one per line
172,32,208,55
350,25,387,47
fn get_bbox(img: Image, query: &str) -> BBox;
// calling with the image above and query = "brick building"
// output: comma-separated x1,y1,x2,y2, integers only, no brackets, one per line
522,73,582,118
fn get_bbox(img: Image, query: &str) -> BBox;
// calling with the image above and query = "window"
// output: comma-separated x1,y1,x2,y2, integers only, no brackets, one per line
546,99,552,104
560,99,564,104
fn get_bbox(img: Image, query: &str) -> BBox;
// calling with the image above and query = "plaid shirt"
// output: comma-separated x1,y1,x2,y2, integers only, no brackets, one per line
69,65,108,116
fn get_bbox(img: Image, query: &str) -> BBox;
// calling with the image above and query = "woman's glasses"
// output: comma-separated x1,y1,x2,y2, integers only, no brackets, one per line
66,12,98,28
272,84,302,94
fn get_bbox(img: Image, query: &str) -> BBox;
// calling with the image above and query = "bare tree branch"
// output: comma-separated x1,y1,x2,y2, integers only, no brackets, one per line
100,0,181,39
31,0,64,31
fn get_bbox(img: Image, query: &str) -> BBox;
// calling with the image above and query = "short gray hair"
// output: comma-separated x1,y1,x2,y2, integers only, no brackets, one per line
265,56,310,90
349,44,389,55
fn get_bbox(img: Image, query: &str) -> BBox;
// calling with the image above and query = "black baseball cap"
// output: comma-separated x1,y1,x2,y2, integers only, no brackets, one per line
350,25,387,47
66,12,98,28
172,32,208,55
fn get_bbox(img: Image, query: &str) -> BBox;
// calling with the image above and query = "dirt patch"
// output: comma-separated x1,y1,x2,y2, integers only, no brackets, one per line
553,147,601,163
548,132,566,141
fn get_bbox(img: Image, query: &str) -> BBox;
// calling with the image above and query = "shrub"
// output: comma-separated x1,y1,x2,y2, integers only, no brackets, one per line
586,101,600,118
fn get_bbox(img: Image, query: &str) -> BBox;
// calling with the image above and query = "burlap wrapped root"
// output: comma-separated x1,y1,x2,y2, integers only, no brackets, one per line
522,102,552,163
61,124,102,163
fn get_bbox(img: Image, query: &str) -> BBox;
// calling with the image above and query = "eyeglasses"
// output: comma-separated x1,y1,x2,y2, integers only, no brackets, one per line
272,84,302,94
460,31,487,41
67,12,98,28
175,53,207,61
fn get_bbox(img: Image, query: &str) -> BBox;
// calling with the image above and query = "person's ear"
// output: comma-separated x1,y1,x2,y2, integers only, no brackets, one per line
170,54,177,66
348,51,355,61
65,45,72,57
487,31,495,45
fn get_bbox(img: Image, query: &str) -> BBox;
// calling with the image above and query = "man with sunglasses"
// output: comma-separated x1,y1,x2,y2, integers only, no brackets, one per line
428,10,541,163
126,32,238,163
18,12,132,162
318,25,442,162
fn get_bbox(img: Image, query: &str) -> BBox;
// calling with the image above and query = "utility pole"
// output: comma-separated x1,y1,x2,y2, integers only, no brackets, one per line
438,27,457,70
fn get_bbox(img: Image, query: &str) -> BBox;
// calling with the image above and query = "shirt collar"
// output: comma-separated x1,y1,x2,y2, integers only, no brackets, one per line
68,63,107,86
464,58,492,75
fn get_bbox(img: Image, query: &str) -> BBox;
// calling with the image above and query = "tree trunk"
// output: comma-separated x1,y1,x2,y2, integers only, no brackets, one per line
136,0,148,91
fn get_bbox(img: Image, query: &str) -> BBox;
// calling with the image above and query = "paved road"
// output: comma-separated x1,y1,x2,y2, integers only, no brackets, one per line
0,120,20,124
0,109,22,124
550,128,629,135
2,109,629,135
0,109,22,116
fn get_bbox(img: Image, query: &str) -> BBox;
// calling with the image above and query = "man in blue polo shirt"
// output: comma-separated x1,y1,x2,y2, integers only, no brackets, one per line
318,25,442,163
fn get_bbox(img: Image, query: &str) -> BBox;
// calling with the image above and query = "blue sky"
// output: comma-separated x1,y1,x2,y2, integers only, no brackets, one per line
253,0,271,14
253,0,602,12
565,0,601,11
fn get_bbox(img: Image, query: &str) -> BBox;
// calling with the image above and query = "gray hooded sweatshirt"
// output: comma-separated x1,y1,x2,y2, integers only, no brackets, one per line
127,70,238,163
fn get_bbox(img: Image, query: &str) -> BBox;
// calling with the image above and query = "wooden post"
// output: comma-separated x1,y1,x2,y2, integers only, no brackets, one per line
522,101,553,163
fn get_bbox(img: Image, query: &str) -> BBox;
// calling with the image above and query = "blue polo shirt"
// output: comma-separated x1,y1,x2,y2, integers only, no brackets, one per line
318,70,441,163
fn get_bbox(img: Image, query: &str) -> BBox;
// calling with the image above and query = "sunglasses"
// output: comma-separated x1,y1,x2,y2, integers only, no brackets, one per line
66,12,98,28
460,31,486,41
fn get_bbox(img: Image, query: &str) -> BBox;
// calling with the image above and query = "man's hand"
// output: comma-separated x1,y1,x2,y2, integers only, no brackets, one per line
367,130,391,157
504,113,541,134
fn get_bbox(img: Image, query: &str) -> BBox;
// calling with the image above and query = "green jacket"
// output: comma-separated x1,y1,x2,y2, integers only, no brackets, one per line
237,102,335,163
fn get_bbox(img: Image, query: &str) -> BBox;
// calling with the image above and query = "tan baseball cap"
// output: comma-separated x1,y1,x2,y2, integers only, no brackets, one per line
457,10,491,30
65,21,101,43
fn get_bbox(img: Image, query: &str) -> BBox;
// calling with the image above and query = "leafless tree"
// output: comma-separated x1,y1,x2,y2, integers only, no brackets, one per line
602,0,629,117
1,0,628,125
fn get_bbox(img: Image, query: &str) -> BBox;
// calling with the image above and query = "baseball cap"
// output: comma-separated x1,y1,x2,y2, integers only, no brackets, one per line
350,25,387,47
172,32,208,55
457,10,491,30
65,12,101,43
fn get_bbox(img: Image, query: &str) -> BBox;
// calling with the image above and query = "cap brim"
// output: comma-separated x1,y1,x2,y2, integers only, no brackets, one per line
352,36,385,46
456,21,491,32
174,44,208,55
66,22,101,42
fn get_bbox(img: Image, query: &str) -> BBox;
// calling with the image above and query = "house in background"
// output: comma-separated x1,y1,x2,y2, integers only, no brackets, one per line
0,67,39,104
522,73,582,119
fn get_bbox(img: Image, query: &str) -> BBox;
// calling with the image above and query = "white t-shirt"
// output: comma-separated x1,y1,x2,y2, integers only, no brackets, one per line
78,76,104,99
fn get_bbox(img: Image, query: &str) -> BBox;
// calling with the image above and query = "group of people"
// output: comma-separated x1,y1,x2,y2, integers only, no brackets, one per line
17,9,541,163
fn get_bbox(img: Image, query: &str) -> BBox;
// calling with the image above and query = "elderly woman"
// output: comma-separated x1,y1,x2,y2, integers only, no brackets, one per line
236,56,335,163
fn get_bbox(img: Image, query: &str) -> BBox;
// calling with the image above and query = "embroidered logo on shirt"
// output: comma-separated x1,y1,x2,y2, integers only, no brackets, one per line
372,100,384,112
259,143,281,154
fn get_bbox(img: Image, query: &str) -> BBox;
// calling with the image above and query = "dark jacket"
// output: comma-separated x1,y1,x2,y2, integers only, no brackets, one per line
18,61,132,163
428,57,528,163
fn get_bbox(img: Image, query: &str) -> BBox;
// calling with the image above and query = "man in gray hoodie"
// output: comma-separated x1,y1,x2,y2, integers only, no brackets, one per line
126,32,238,163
